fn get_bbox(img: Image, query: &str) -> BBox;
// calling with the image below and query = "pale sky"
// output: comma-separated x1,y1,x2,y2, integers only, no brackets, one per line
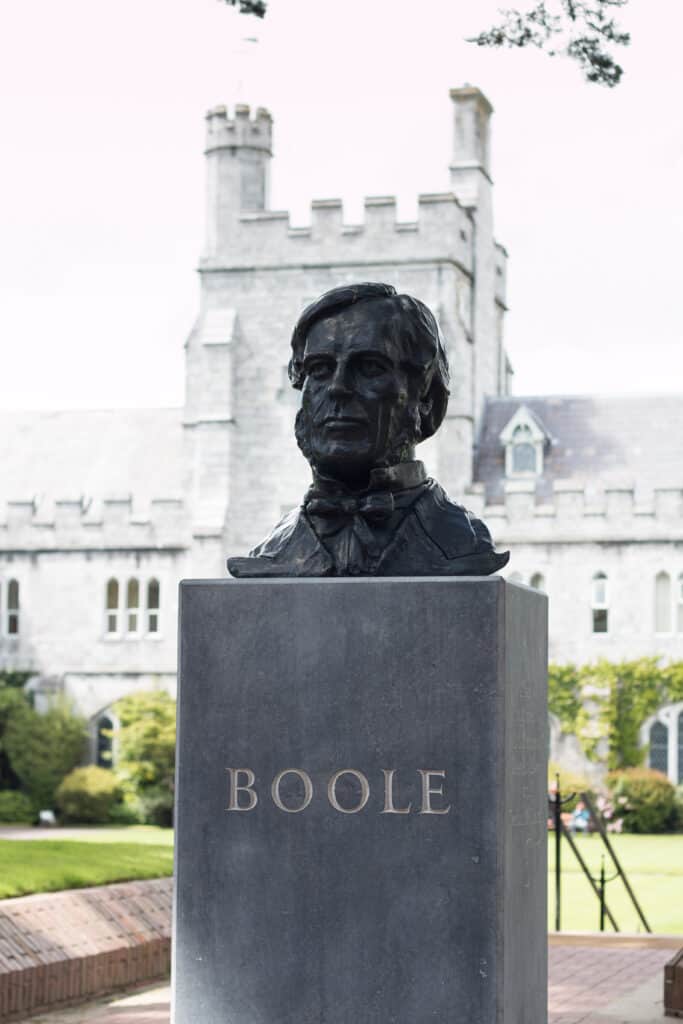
0,0,681,410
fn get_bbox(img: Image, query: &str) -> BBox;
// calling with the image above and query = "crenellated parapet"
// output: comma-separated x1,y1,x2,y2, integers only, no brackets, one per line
200,190,476,273
464,480,683,544
0,495,189,552
205,104,273,156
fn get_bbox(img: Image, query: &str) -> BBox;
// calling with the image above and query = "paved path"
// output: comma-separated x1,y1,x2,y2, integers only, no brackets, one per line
548,941,675,1022
0,827,152,841
22,939,680,1024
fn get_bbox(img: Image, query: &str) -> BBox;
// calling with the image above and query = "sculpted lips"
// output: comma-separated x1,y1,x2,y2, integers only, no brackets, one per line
319,414,368,430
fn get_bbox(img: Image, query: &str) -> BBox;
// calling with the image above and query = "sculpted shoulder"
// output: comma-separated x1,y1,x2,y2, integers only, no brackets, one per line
249,506,302,558
411,482,509,572
227,507,333,578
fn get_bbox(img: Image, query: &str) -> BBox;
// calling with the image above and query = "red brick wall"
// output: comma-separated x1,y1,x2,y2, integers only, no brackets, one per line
0,878,172,1021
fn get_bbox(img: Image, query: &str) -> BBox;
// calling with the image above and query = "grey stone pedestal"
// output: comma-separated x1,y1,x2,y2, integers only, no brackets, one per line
173,577,547,1024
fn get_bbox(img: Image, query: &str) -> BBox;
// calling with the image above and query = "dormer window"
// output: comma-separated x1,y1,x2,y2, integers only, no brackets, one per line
511,425,538,473
499,405,549,479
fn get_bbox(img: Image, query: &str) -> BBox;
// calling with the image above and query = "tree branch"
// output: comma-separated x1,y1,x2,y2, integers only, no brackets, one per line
220,0,267,17
468,0,630,87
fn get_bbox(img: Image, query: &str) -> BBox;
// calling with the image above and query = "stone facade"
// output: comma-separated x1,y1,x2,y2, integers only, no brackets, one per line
1,86,681,777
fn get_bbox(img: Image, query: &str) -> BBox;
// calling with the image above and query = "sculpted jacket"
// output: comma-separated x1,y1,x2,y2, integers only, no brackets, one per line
228,461,509,579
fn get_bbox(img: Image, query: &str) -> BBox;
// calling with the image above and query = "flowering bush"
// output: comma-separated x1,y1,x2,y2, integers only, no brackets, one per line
594,793,623,833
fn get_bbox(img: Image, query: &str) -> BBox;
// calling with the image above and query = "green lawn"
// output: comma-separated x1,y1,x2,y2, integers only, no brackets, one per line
0,831,174,898
548,833,683,934
1,828,681,935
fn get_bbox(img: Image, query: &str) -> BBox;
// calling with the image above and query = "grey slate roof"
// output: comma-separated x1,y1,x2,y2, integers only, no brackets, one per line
0,408,184,515
474,395,683,503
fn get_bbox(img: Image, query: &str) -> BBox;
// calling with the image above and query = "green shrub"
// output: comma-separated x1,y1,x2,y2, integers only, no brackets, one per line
132,787,174,827
0,672,32,690
114,692,176,826
4,704,87,808
606,767,677,833
0,790,35,823
55,766,124,823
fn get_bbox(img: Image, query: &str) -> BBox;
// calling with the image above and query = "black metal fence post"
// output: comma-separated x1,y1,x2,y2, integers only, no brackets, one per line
550,772,576,932
554,775,561,932
581,791,652,934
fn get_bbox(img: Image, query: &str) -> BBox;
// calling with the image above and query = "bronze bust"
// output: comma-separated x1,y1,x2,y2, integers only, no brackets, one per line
228,283,509,578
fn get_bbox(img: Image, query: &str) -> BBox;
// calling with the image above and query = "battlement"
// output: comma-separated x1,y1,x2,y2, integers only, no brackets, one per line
205,104,273,154
201,190,475,272
0,495,189,551
464,480,683,544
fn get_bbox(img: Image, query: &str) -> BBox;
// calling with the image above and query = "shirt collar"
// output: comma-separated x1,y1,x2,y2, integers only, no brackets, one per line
308,460,428,499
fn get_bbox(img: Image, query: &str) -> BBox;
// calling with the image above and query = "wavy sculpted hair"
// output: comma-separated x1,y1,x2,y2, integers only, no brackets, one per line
288,282,450,444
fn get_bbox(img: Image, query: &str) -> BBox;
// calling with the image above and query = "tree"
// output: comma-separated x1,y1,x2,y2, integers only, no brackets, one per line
467,1,630,87
4,702,87,808
221,0,630,88
114,691,177,826
0,687,29,790
222,0,266,15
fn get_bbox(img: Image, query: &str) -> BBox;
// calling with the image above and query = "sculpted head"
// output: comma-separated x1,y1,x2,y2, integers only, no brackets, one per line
289,283,450,488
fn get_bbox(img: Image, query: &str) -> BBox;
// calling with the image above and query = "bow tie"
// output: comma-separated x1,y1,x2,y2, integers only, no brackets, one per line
304,491,395,526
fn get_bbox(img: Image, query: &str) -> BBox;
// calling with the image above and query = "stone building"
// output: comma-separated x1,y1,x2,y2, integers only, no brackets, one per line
1,86,682,778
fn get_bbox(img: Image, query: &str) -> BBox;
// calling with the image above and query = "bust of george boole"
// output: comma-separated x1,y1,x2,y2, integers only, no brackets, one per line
228,282,509,578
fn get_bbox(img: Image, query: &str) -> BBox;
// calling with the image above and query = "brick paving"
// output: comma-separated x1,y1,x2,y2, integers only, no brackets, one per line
20,937,680,1023
548,942,676,1022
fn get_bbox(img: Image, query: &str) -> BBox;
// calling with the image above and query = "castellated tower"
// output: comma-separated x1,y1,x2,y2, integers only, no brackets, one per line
203,104,273,260
449,87,510,421
184,89,510,558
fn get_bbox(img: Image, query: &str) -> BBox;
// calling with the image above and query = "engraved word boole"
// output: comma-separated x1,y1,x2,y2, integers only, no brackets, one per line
173,577,548,1024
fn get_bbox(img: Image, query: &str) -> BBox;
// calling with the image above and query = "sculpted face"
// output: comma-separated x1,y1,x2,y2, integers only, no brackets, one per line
298,301,416,487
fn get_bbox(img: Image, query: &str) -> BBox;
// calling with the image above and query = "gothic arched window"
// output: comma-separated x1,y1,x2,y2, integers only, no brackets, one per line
591,572,608,634
511,425,538,474
106,579,119,634
500,405,547,478
147,579,160,634
655,571,672,633
126,578,140,634
96,715,113,768
7,580,19,635
649,720,669,775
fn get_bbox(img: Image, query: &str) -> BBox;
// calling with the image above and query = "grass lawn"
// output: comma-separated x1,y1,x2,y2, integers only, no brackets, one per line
548,832,683,934
0,827,680,935
0,829,174,898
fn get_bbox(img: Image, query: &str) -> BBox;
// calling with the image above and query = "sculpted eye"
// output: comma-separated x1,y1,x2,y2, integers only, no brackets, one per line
359,357,388,377
306,360,333,380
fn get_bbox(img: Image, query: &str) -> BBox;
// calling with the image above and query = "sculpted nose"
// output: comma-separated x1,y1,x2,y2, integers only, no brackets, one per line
329,362,352,397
